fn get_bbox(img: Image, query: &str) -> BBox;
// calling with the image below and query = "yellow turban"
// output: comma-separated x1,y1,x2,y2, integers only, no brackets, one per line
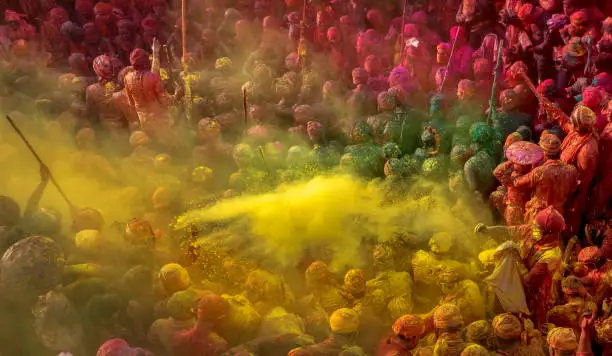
329,308,360,334
429,232,454,253
159,263,191,293
547,327,578,351
74,229,101,250
492,313,522,340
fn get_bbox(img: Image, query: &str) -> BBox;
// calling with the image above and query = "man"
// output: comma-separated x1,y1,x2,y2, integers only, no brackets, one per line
290,308,364,355
587,100,612,220
476,207,565,328
432,303,466,356
513,133,578,222
547,327,578,356
86,55,126,138
547,105,599,235
490,313,544,355
148,289,197,354
124,48,177,145
172,293,230,356
435,261,485,325
377,314,424,355
492,89,532,140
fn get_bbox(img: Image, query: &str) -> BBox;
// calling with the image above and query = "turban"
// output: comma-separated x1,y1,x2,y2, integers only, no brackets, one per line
570,105,596,132
466,320,492,343
125,218,154,246
492,313,522,340
129,130,149,147
460,344,489,356
94,1,113,15
152,186,172,210
75,229,101,250
191,166,212,183
393,314,424,338
469,122,494,144
214,57,232,71
507,61,528,83
433,304,463,329
93,55,114,81
159,263,191,293
96,338,132,356
130,48,151,70
167,289,198,320
307,121,323,138
581,87,603,110
429,232,453,253
578,246,602,264
547,327,578,351
197,293,230,322
534,206,565,233
329,308,360,334
538,132,561,156
305,261,331,285
437,42,451,54
458,79,476,93
437,261,465,284
570,10,589,26
504,132,523,150
73,207,104,231
537,79,557,97
344,269,365,295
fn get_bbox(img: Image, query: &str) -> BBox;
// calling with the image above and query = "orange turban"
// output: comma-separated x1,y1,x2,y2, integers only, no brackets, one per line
492,313,522,340
547,327,578,351
393,314,425,338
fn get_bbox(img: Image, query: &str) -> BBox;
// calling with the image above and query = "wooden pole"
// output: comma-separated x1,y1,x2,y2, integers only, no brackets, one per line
5,115,75,210
438,28,460,93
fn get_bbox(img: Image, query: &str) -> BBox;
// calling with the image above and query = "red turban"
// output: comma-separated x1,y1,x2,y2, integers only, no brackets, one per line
197,293,230,322
97,338,131,356
535,206,565,233
130,48,150,70
578,246,602,264
393,314,425,338
517,3,534,22
93,55,114,80
581,87,603,110
537,79,557,98
94,1,113,15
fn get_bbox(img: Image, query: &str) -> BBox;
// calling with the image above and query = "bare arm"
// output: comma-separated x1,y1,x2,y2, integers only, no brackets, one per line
24,165,50,217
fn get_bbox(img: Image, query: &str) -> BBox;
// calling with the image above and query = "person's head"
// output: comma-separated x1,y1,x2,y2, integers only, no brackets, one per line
436,42,451,65
49,7,69,26
581,87,604,112
547,327,578,356
352,67,369,86
577,246,602,274
196,293,230,325
159,263,191,294
562,0,580,16
343,269,366,297
366,8,383,29
75,127,97,148
129,48,151,71
364,55,381,76
71,207,104,233
392,314,424,348
124,218,155,246
449,26,466,45
116,19,135,40
538,132,561,159
533,206,565,242
540,0,559,12
569,105,596,134
437,261,465,294
0,195,20,227
329,308,360,338
93,55,114,82
517,3,540,24
461,344,489,356
433,304,463,332
604,100,612,122
94,2,113,23
465,320,492,346
492,313,522,344
305,261,332,289
457,79,476,101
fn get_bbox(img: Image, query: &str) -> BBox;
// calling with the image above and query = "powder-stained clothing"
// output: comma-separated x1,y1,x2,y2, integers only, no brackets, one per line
514,159,579,222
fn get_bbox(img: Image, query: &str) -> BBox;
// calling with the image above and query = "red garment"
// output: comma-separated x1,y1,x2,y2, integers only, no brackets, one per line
588,122,612,218
559,131,599,234
513,159,579,223
124,69,172,139
509,225,561,328
494,161,529,225
376,334,414,356
172,324,229,356
449,44,473,79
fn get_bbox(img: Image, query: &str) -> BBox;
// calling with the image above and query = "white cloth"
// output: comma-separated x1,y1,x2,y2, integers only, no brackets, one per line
484,241,530,314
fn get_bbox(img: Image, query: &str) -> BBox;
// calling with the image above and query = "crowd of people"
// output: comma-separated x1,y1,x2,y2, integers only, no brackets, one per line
0,0,611,354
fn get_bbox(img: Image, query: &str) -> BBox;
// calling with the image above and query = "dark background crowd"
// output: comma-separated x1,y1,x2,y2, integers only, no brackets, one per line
0,0,610,355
